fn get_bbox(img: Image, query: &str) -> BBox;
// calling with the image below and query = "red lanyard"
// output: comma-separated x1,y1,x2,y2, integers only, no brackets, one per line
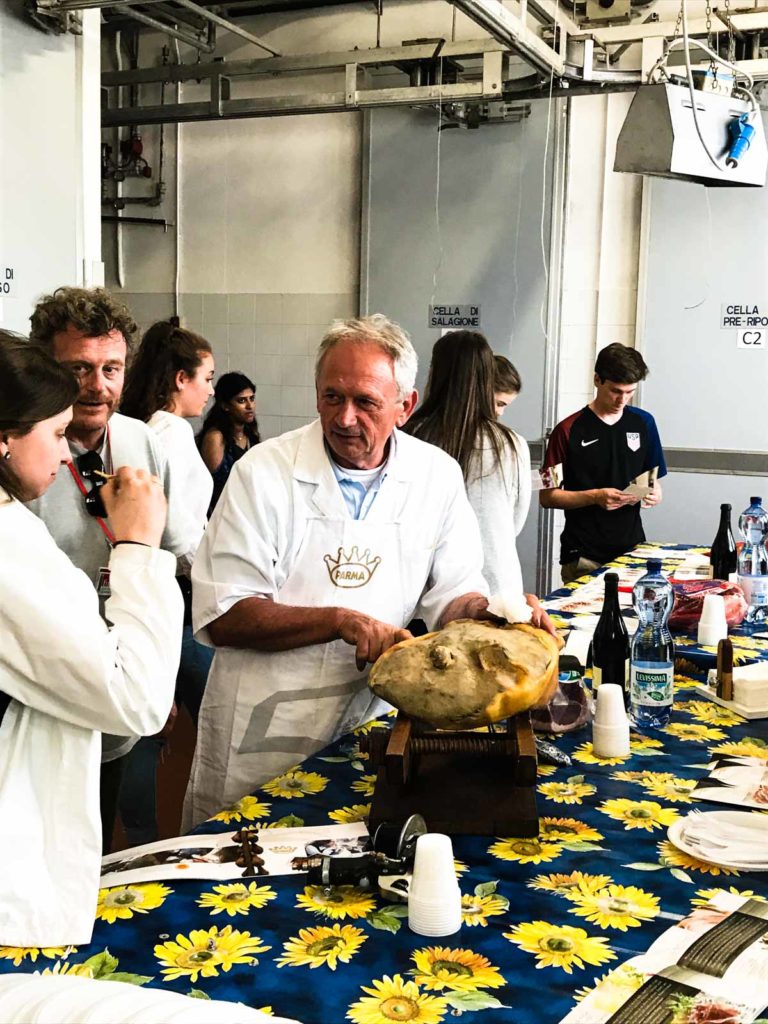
67,428,116,546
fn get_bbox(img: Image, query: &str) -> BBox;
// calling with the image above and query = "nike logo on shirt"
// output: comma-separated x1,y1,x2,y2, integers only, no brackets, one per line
581,439,598,447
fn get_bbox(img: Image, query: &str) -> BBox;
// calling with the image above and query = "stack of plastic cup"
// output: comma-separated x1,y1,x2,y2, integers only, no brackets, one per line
697,594,728,647
408,833,462,937
591,683,630,759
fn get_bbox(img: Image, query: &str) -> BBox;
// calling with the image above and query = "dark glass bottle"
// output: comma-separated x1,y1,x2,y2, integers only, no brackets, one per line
590,572,630,695
710,503,737,581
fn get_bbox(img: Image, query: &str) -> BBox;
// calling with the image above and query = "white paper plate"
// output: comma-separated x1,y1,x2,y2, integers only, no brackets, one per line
667,812,768,872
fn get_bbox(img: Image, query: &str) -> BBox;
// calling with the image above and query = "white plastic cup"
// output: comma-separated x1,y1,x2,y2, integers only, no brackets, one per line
408,833,462,937
410,834,456,896
698,594,728,647
408,889,462,937
593,682,625,724
591,683,630,758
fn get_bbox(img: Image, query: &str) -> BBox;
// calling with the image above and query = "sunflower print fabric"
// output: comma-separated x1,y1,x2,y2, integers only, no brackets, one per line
96,882,172,923
154,924,269,982
276,923,366,970
347,974,449,1024
196,881,276,917
208,795,272,824
504,921,616,973
3,542,768,1023
0,946,71,968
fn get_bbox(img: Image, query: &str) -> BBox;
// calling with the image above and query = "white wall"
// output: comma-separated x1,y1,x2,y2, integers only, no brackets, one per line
0,4,101,332
101,0,765,579
103,0,494,440
649,474,762,546
101,2,651,570
548,91,644,583
109,84,362,299
103,0,483,299
558,92,643,421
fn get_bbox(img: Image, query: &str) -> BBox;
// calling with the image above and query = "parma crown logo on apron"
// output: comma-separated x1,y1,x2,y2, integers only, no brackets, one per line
626,432,640,452
324,545,382,588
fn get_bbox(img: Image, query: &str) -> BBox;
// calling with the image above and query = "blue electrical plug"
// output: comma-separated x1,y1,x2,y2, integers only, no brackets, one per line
727,113,756,169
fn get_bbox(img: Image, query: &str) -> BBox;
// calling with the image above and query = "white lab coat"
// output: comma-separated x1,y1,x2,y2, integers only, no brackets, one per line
0,491,183,947
466,429,532,595
185,420,487,827
147,410,212,550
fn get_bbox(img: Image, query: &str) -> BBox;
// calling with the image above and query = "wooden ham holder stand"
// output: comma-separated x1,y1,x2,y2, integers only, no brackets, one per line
360,711,539,837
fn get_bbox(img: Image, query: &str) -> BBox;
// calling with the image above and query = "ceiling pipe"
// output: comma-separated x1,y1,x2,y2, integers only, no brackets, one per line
173,0,281,55
217,0,362,9
122,7,216,50
135,2,205,28
38,0,353,17
37,0,170,9
448,0,567,77
102,215,174,226
113,29,125,290
38,0,280,55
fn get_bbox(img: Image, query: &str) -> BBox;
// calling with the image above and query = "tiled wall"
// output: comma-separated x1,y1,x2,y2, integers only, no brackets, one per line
117,291,358,439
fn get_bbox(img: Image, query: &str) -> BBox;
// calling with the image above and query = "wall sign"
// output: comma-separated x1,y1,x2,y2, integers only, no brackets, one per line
737,328,766,349
429,304,481,329
721,303,767,329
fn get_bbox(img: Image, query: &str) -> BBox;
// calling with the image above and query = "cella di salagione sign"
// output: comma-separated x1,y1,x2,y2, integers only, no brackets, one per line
429,305,481,329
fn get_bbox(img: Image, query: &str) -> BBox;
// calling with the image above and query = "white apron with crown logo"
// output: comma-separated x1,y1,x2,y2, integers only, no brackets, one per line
183,423,468,827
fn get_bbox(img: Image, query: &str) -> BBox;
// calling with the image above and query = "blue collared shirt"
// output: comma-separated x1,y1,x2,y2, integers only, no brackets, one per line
330,447,391,520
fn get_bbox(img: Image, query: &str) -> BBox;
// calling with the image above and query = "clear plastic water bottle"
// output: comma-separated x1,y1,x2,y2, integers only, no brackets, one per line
630,558,675,729
738,496,768,624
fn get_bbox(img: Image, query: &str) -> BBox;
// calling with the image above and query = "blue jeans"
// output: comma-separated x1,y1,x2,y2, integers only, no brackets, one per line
118,626,213,846
176,624,214,725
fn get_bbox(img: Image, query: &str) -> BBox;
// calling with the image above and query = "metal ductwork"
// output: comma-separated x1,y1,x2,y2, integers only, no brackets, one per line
614,83,768,188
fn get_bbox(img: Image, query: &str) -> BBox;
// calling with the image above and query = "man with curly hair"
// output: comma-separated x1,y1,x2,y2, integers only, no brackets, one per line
27,286,197,851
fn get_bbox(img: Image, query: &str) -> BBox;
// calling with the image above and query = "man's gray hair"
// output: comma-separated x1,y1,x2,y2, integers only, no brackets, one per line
314,314,418,399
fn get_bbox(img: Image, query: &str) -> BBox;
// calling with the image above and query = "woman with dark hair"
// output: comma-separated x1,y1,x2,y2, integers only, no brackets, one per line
198,371,260,515
122,320,215,534
120,321,216,844
494,353,522,418
0,331,182,946
406,330,533,598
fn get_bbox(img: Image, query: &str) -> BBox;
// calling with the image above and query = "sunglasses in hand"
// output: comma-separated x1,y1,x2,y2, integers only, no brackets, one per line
76,451,108,519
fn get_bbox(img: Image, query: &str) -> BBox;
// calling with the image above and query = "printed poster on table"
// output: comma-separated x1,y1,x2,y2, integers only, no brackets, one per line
560,891,768,1023
692,755,768,810
100,822,370,887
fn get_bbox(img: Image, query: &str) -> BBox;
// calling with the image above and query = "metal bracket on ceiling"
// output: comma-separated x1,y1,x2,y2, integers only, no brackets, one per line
448,0,575,78
32,0,281,54
439,98,532,130
101,36,526,126
24,0,82,34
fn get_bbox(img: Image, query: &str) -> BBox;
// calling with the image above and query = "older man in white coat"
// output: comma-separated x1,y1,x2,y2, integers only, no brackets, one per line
186,315,521,825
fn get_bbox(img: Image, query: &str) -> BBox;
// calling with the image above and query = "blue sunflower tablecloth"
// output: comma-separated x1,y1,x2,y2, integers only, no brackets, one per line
3,544,768,1024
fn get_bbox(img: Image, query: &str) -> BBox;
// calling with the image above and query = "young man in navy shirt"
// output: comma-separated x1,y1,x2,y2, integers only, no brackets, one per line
540,343,667,585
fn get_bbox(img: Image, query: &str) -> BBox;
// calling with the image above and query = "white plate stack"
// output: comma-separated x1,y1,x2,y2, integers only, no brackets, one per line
668,810,768,871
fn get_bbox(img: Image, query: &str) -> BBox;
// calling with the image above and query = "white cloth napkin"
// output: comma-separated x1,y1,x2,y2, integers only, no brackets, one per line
487,591,533,624
706,661,768,708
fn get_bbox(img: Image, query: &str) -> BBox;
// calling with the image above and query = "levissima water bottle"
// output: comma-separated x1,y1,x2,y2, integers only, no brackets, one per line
738,496,768,624
630,558,675,729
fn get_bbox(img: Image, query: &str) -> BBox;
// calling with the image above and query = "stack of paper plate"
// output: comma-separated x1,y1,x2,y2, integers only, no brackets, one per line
668,810,768,871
